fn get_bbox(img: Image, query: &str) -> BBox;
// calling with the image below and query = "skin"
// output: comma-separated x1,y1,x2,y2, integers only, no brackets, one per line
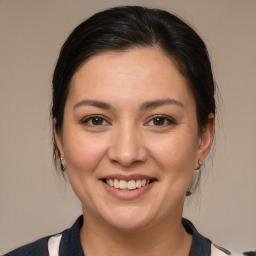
55,47,214,256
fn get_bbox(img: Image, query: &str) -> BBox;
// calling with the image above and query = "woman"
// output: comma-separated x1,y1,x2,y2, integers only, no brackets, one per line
5,6,231,256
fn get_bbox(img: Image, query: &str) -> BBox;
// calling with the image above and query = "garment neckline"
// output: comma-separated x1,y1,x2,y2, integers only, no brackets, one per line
60,215,212,256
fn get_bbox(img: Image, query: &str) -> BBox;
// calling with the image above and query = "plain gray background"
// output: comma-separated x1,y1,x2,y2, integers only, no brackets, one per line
0,0,255,254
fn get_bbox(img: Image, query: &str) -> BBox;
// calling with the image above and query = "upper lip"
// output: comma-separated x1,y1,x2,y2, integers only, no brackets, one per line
100,174,157,181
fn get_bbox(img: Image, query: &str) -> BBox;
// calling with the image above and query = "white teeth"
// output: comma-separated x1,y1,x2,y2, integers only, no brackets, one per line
105,179,151,190
119,180,128,189
109,179,114,186
113,179,120,188
135,180,141,188
128,180,136,190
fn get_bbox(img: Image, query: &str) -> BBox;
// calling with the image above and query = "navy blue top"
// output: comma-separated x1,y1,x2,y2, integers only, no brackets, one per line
5,216,213,256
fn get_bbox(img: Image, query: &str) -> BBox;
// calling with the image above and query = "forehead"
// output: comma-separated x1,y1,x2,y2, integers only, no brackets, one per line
68,47,194,108
73,47,180,80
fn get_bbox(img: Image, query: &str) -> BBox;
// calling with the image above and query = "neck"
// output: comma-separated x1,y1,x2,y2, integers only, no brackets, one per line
80,208,192,256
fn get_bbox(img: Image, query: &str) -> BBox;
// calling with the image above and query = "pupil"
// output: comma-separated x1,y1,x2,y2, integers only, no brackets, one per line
92,117,103,125
154,117,164,125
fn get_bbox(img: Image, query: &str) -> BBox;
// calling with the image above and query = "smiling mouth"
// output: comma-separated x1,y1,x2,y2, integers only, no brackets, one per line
103,179,156,190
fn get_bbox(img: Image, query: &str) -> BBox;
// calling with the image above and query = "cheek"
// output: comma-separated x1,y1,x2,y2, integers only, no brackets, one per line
148,133,198,171
62,130,108,174
62,131,109,206
146,131,199,197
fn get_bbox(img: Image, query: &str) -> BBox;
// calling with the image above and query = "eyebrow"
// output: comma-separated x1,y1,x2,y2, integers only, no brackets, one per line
140,98,184,110
73,100,112,110
73,98,184,111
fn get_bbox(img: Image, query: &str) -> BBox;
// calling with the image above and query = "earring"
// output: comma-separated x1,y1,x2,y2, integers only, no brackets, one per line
196,160,204,170
186,160,204,196
60,157,66,172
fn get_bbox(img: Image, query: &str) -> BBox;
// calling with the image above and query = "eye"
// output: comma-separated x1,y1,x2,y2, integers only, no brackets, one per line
145,115,176,127
82,115,109,126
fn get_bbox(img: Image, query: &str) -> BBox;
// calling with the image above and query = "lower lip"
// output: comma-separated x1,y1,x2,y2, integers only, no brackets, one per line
101,181,155,200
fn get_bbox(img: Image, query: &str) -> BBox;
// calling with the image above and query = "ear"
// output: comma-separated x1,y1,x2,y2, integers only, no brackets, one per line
194,113,215,169
53,118,65,158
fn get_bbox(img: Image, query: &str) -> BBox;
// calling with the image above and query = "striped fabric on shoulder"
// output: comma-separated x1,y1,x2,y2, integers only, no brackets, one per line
211,244,232,255
48,234,62,256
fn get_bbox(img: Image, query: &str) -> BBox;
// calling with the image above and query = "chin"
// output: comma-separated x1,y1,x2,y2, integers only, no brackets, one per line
102,206,156,231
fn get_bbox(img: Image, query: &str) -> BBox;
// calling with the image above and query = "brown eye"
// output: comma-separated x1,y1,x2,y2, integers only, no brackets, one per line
153,117,165,126
91,117,104,125
145,115,176,127
82,115,108,126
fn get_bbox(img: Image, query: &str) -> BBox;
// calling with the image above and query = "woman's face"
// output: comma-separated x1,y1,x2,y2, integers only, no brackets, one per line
56,47,213,230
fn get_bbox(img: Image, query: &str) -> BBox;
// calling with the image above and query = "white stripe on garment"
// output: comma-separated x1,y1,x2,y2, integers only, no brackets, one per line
211,244,231,256
48,234,62,256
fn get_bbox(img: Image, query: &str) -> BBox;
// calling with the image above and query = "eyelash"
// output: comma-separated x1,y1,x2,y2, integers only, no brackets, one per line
81,115,110,126
145,115,177,127
81,115,176,127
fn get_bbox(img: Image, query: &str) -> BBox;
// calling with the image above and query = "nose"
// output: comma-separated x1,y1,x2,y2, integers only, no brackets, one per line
107,124,147,167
